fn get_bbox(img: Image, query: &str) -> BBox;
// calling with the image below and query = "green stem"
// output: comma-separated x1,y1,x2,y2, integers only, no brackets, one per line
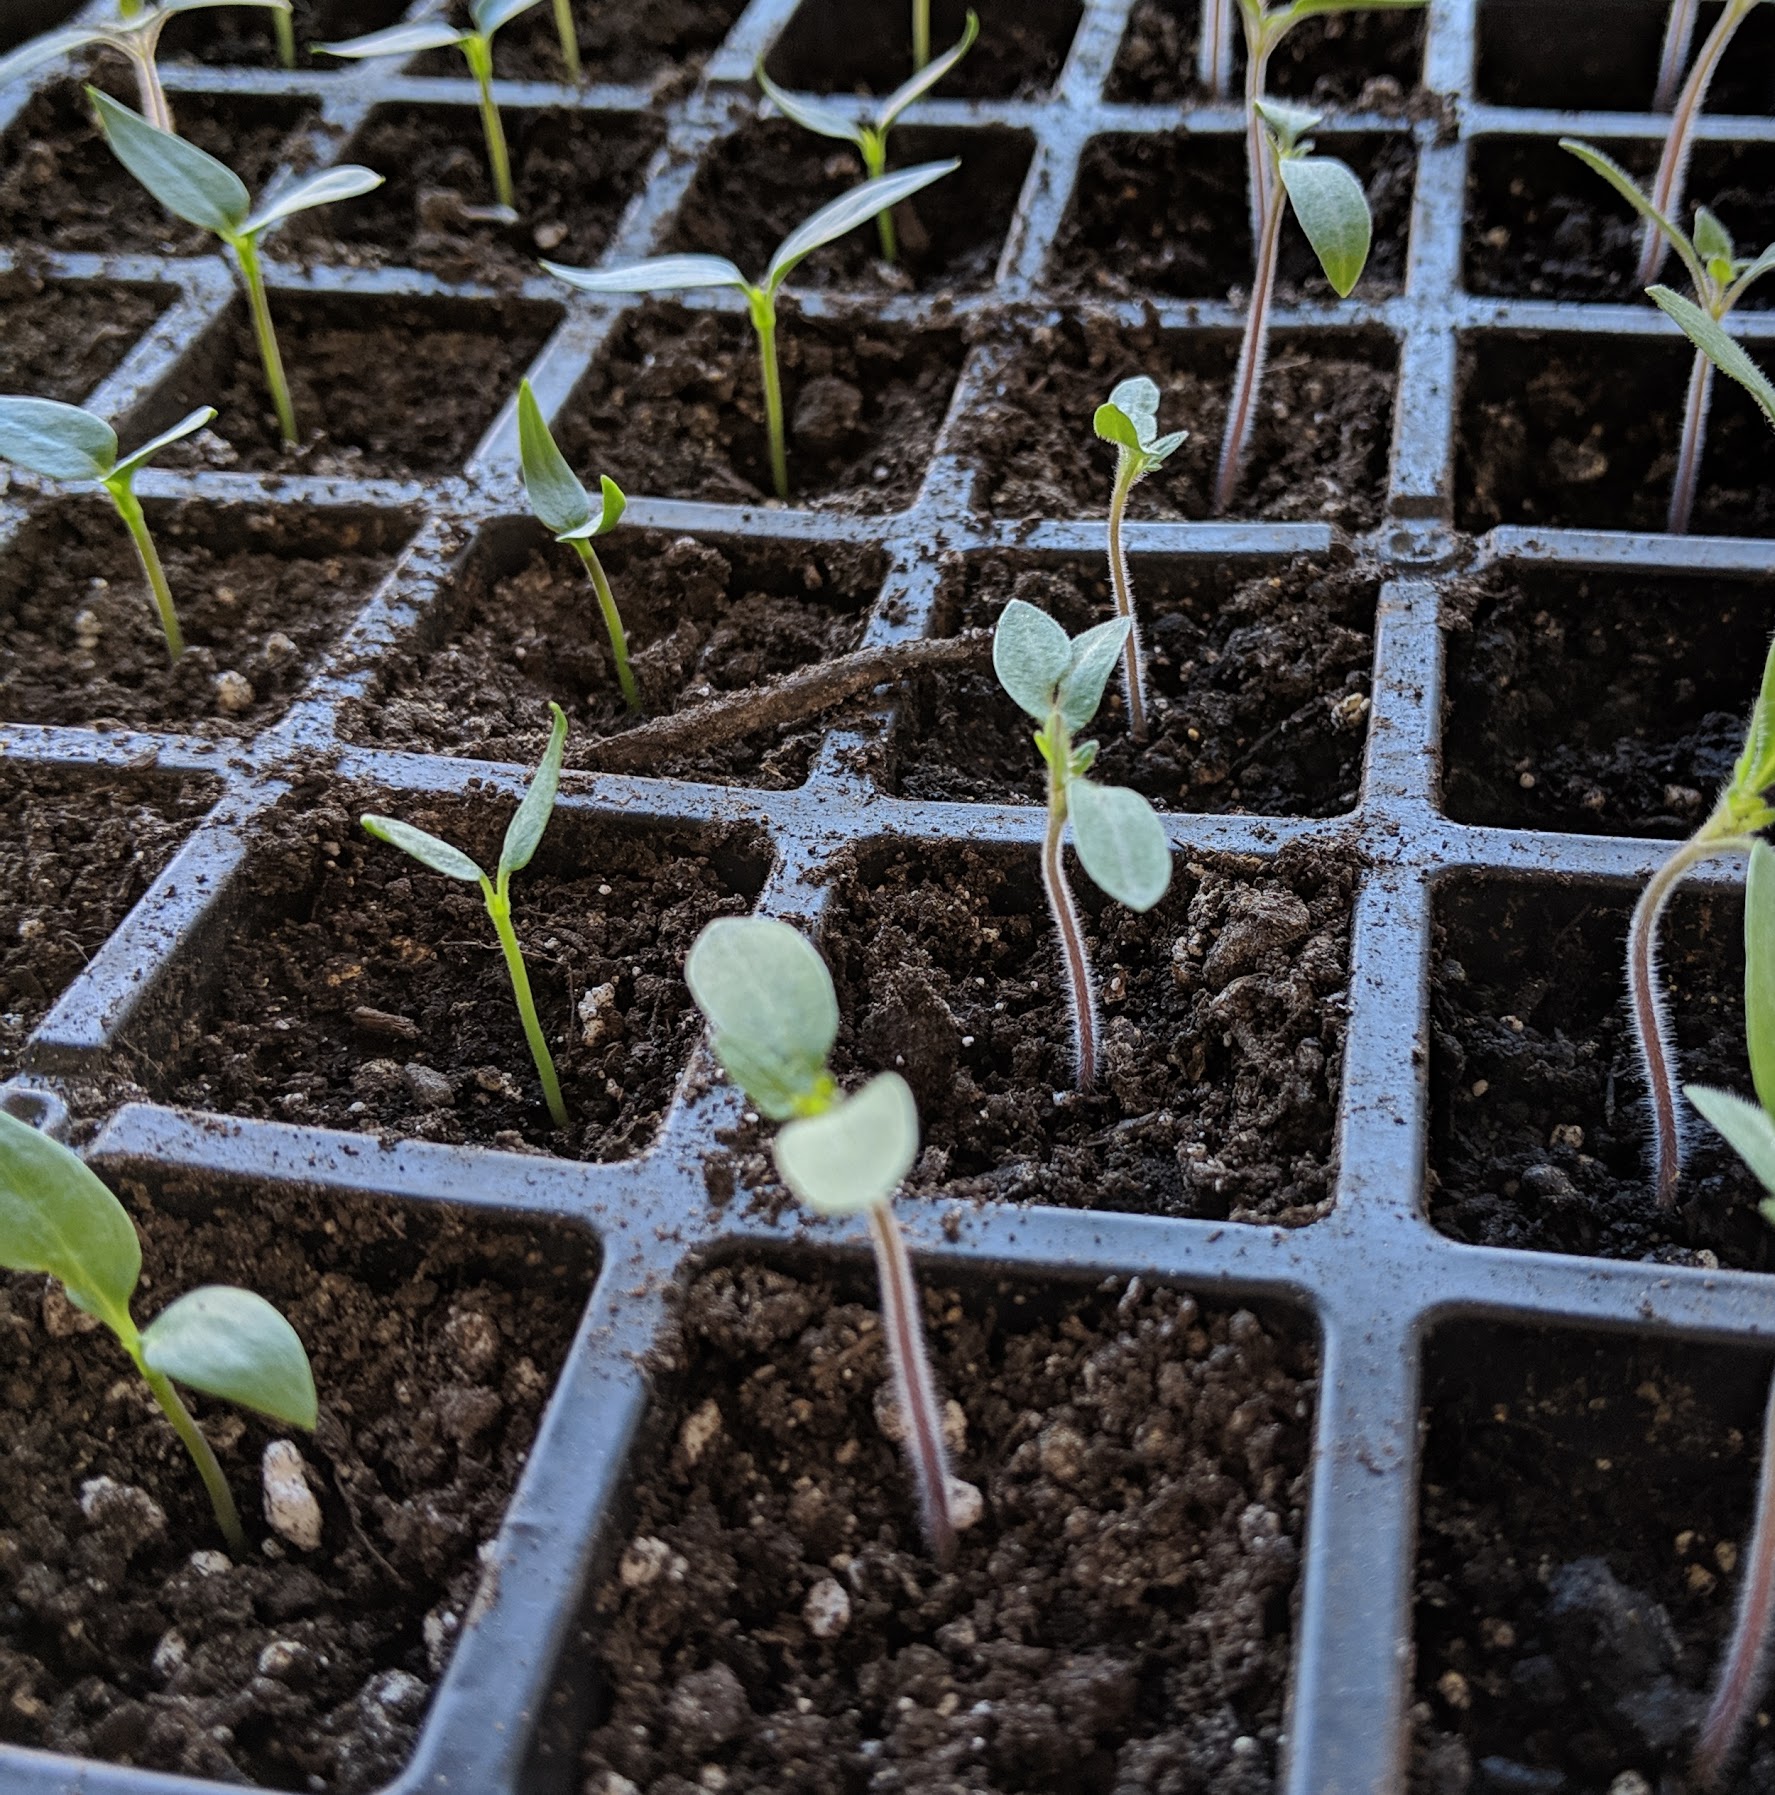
232,235,297,444
142,1365,246,1555
274,6,296,67
863,134,897,262
749,291,789,501
573,538,641,713
485,883,569,1131
126,36,175,131
107,479,184,660
912,0,929,68
552,0,582,80
464,37,516,211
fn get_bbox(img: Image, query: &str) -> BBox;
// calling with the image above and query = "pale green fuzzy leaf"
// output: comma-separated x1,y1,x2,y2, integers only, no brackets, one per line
766,158,958,289
1695,206,1735,264
499,702,568,879
878,8,979,126
1106,375,1160,441
517,379,592,536
110,406,216,483
1146,428,1186,462
0,28,98,92
1069,779,1172,911
1255,96,1320,151
0,396,117,481
1092,403,1141,452
1058,616,1131,734
315,21,467,58
1689,1083,1775,1199
1648,286,1775,431
361,815,485,884
88,88,250,235
1749,842,1775,1116
992,598,1070,721
754,62,863,145
1279,152,1371,297
773,1072,918,1215
542,252,750,295
141,1286,317,1429
243,165,383,237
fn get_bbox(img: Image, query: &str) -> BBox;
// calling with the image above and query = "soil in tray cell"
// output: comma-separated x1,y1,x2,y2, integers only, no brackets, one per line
2,1,83,52
662,121,1032,295
1429,878,1771,1272
556,301,964,511
884,550,1374,817
1055,130,1415,301
961,313,1395,530
0,1181,589,1793
0,276,165,404
345,523,884,789
408,0,746,84
1410,1322,1775,1794
157,785,769,1159
160,0,407,67
1441,560,1775,839
578,1264,1316,1795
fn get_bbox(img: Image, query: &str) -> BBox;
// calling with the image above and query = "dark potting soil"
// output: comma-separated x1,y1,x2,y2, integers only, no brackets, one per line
961,313,1395,530
886,551,1373,817
579,1265,1315,1795
159,0,407,68
1409,1321,1775,1795
0,275,163,404
156,780,767,1158
1,3,82,54
343,527,883,789
0,768,215,1080
410,0,747,86
1056,130,1416,302
1440,561,1774,839
1428,879,1772,1274
557,302,964,512
0,1181,589,1792
0,498,408,736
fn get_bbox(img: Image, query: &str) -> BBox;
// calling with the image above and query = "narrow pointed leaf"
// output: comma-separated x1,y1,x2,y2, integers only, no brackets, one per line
1058,616,1132,733
1750,843,1775,1116
1560,138,1703,290
88,88,250,236
1649,286,1775,431
992,598,1071,721
1147,428,1186,462
1092,403,1142,452
499,702,568,879
517,380,592,536
242,165,383,237
473,0,545,32
877,8,980,126
141,1286,317,1430
1069,780,1172,911
1688,1084,1775,1198
1278,153,1371,297
0,397,117,481
766,158,959,289
774,1072,919,1216
315,21,468,57
1728,243,1775,304
361,815,485,883
754,62,864,145
111,406,217,482
0,28,97,92
542,253,750,295
162,0,291,12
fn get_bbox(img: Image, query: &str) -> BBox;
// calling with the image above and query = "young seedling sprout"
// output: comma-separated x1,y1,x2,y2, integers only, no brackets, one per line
1216,99,1372,514
361,703,572,1131
1563,138,1775,532
754,12,977,263
0,1109,317,1555
0,396,215,660
993,600,1173,1091
88,88,382,446
516,379,638,714
317,1,544,215
543,160,958,501
1093,376,1185,744
685,915,964,1562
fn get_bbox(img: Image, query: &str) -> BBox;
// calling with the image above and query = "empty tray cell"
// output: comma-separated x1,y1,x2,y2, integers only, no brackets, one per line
1412,1320,1773,1792
346,522,885,789
1056,129,1415,300
0,277,167,403
577,1262,1317,1792
1,1,83,52
1442,559,1775,837
0,497,413,735
962,316,1396,530
1456,329,1775,535
811,838,1352,1223
1428,877,1768,1271
558,301,964,511
160,0,408,67
0,1173,591,1789
662,121,1034,294
156,795,769,1159
886,548,1374,816
409,0,747,83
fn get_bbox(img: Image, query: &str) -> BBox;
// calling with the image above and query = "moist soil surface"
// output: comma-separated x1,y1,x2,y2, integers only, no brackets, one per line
0,1181,587,1792
579,1265,1315,1795
411,0,747,86
1410,1322,1775,1795
344,527,882,789
0,275,163,403
0,498,406,737
887,551,1373,817
961,312,1394,529
156,780,766,1159
1428,880,1771,1274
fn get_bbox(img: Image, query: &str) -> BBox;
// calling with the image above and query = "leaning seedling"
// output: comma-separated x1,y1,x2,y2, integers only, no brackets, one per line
361,703,572,1131
1093,376,1185,743
686,915,966,1562
993,599,1173,1091
88,88,381,445
1216,99,1371,514
0,1109,316,1554
517,379,638,713
544,160,958,501
754,12,976,263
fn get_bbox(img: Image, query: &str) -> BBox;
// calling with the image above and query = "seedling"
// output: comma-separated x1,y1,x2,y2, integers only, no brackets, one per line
1216,99,1371,514
1093,376,1185,744
686,915,960,1562
912,0,930,69
0,396,214,660
1655,0,1700,110
543,160,958,502
0,1108,316,1554
317,1,545,215
551,0,581,81
1563,139,1775,532
361,702,572,1131
993,600,1173,1091
88,88,381,446
516,379,638,714
753,12,977,263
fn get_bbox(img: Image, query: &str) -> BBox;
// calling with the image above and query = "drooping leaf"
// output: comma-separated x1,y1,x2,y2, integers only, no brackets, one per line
517,379,592,537
498,702,569,880
242,165,384,238
141,1286,317,1429
1749,842,1775,1116
1648,286,1775,432
765,158,959,290
0,27,97,94
542,252,752,295
876,9,980,128
1068,779,1172,911
473,0,546,33
1057,616,1132,734
992,598,1070,721
1689,1083,1775,1199
360,815,485,884
88,88,251,237
109,406,217,483
0,396,117,482
754,62,864,146
1254,96,1320,153
1278,152,1371,298
1561,139,1701,291
314,20,468,57
773,1072,919,1216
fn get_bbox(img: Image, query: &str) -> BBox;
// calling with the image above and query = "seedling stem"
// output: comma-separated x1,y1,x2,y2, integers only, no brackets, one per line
1200,0,1234,95
913,0,930,68
751,293,789,499
487,878,568,1130
464,35,515,210
147,1365,247,1551
234,232,296,443
573,538,639,712
552,0,582,79
1106,464,1144,737
274,3,295,66
109,480,185,658
1217,126,1285,512
1041,700,1099,1086
1655,0,1700,109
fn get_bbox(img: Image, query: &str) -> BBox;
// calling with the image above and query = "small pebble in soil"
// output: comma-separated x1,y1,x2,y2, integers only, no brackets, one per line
214,669,255,713
151,1630,187,1678
946,1475,985,1531
261,1438,323,1550
802,1575,851,1638
401,1061,457,1109
78,1476,166,1553
679,1397,722,1465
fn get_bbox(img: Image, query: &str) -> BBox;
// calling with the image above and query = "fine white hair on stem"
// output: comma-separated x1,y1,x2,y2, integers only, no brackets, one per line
1654,0,1701,111
1042,826,1099,1090
1626,881,1687,1203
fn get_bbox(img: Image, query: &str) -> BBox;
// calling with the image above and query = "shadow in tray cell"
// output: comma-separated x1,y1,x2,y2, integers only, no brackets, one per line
1,0,84,52
160,0,408,68
0,278,166,404
408,0,746,84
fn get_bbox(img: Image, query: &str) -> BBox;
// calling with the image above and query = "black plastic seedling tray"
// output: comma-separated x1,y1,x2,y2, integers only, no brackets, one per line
8,0,1775,1791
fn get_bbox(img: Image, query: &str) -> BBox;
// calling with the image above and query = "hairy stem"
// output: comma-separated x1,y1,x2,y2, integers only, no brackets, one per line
1106,460,1148,742
1654,0,1700,108
1216,148,1284,514
552,0,582,79
232,235,297,444
751,296,790,501
1244,36,1273,245
573,538,640,713
912,0,930,69
143,1366,246,1554
274,6,296,68
108,481,184,661
125,37,175,131
1199,0,1234,97
486,885,569,1131
1043,710,1098,1090
1668,343,1716,534
465,37,516,210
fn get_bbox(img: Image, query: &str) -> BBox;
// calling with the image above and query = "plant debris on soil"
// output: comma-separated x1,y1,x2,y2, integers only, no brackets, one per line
579,1264,1315,1795
0,275,164,403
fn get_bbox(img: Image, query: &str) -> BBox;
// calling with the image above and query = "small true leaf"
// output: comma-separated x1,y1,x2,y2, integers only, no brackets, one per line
360,816,485,884
1068,780,1172,911
1279,153,1371,298
110,406,217,483
0,396,117,482
1092,403,1142,452
315,20,468,57
141,1286,317,1430
88,88,250,237
242,165,384,237
1057,617,1131,733
1695,206,1735,264
1689,1084,1775,1198
773,1072,919,1216
1648,286,1775,431
1255,96,1321,151
542,252,751,295
498,702,568,881
765,159,959,289
1105,375,1161,443
1749,842,1775,1116
992,598,1070,721
518,380,592,537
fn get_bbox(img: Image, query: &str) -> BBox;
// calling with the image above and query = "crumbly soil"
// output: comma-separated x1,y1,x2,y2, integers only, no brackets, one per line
410,0,746,86
0,498,406,736
1410,1322,1775,1794
557,302,963,512
0,769,215,1080
0,1181,587,1792
1440,562,1774,839
342,527,882,789
155,779,766,1159
1056,131,1416,301
886,551,1373,816
1428,880,1772,1273
159,0,407,68
0,273,163,404
579,1265,1316,1795
961,312,1394,529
